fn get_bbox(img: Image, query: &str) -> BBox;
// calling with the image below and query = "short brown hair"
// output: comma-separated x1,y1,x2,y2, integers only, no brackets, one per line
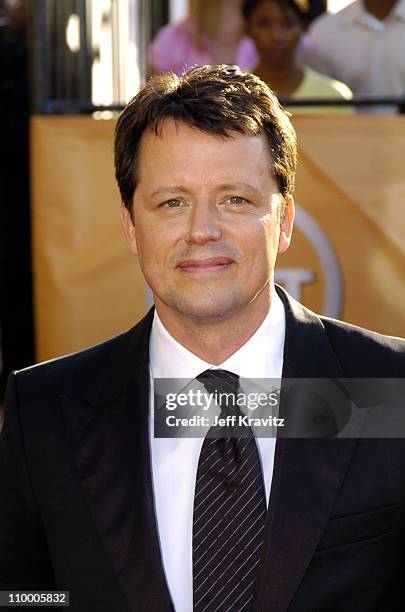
114,64,297,216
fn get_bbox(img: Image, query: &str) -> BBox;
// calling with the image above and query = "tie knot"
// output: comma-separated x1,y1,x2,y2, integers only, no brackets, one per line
197,369,240,418
197,369,239,396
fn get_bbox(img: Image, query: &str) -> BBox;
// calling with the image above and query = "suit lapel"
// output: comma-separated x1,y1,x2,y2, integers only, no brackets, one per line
254,287,359,612
61,309,174,612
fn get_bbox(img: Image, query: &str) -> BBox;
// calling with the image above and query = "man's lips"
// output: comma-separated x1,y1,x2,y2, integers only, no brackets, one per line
177,257,234,272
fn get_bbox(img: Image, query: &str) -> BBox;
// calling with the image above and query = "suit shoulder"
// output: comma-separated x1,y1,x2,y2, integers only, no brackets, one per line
13,330,129,389
320,316,405,376
10,307,154,405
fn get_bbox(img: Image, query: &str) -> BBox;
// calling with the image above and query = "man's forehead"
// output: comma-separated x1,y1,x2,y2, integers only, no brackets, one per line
133,125,280,203
134,120,278,195
140,118,265,146
137,120,273,171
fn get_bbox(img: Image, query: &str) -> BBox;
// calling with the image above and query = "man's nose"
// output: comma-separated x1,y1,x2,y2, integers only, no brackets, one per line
184,202,222,246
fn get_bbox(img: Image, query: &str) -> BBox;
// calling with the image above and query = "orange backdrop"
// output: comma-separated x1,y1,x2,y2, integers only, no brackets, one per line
31,115,405,361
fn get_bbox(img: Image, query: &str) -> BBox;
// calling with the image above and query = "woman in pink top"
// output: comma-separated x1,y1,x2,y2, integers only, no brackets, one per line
148,0,259,75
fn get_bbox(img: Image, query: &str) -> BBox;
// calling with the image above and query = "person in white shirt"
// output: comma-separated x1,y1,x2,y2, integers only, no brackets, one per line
303,0,405,104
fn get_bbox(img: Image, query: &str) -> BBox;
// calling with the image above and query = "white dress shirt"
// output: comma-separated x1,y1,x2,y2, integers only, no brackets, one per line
303,0,405,101
149,290,285,612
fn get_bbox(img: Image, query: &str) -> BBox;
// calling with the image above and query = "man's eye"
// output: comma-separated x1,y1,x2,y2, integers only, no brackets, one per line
228,196,247,206
163,199,181,208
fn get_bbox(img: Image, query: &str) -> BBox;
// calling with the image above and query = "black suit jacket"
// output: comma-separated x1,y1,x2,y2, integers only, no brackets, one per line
1,287,405,612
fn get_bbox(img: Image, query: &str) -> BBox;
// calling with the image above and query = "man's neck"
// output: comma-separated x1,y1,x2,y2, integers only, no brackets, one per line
155,297,272,365
364,0,398,21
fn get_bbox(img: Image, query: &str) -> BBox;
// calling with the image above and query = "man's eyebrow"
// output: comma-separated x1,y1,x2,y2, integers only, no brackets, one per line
149,183,262,199
218,183,262,196
149,186,189,199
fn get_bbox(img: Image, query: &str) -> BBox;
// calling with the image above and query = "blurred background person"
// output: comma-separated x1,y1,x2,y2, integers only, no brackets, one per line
148,0,259,75
303,0,405,101
243,0,352,110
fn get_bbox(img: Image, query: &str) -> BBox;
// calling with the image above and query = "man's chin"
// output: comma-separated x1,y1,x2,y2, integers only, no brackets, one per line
170,298,242,323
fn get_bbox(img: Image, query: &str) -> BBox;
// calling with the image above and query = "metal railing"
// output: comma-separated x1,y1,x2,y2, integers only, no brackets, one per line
39,95,405,115
281,95,405,113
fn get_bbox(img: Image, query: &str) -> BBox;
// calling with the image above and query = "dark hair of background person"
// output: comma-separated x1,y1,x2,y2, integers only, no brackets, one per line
242,0,305,23
114,64,297,219
242,0,325,29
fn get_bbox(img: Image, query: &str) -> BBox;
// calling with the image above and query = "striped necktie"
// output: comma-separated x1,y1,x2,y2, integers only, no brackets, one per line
192,369,267,612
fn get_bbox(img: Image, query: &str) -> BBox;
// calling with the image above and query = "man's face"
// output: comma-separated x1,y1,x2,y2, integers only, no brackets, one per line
121,119,294,323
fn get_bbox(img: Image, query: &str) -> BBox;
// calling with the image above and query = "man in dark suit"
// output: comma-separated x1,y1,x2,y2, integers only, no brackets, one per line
1,65,405,612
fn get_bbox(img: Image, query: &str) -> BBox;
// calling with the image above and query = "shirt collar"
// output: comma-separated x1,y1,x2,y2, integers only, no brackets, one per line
149,287,285,381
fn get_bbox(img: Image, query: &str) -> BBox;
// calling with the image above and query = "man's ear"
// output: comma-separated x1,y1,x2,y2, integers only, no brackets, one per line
120,202,138,256
278,196,295,253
